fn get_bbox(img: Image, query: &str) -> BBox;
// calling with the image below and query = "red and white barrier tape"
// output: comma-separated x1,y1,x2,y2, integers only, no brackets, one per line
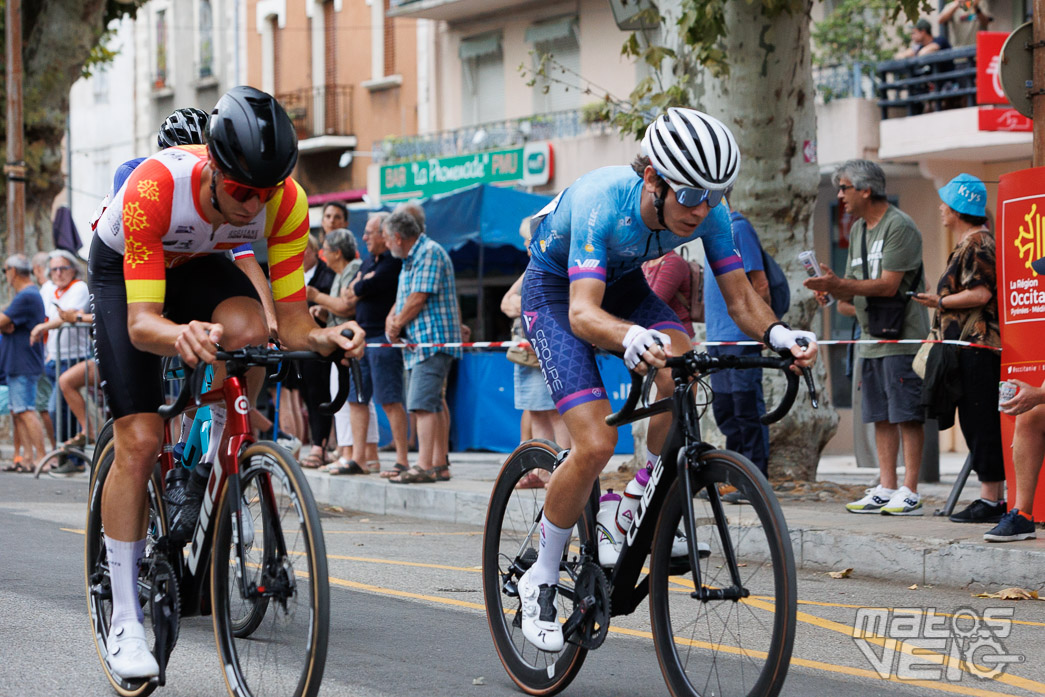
372,338,1001,351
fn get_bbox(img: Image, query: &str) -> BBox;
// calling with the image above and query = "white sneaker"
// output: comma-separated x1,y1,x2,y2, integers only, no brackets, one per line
671,532,711,558
276,436,302,458
106,622,159,680
517,569,563,652
845,485,895,514
233,498,255,549
881,486,923,516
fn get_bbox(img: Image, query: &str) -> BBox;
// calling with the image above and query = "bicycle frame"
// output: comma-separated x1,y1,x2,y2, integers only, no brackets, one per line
586,377,688,617
159,370,273,616
584,350,805,617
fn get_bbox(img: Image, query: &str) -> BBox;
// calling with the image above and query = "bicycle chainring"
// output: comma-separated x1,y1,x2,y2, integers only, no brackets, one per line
571,561,610,650
147,557,180,660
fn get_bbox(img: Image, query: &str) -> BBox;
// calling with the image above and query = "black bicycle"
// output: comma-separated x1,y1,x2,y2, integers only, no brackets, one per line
483,348,817,697
85,340,361,697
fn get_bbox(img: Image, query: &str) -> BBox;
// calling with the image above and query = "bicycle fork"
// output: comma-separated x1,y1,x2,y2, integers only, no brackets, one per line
679,445,749,603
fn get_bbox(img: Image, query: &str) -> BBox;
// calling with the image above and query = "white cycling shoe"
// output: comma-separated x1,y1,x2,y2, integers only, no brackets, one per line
106,622,160,680
517,568,564,652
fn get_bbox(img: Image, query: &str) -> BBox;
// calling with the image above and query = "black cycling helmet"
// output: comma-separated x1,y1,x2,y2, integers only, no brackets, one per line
157,107,209,148
207,86,298,188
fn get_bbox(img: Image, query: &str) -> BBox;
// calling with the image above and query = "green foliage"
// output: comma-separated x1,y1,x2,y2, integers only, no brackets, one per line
517,1,931,140
812,0,912,68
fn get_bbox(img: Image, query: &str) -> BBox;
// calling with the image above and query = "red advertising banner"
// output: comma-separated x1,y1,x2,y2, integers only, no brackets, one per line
978,108,1032,132
997,167,1045,513
976,31,1008,105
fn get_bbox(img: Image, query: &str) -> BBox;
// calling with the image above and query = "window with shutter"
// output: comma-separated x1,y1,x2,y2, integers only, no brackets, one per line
527,17,580,115
460,33,504,126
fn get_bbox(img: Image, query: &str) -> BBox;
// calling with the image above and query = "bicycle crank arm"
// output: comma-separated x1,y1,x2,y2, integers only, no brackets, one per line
560,594,597,639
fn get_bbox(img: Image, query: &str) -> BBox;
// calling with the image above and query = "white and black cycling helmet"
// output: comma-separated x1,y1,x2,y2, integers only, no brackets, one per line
642,108,740,191
157,107,209,149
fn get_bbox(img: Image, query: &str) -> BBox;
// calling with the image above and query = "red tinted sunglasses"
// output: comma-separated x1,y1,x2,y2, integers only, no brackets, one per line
218,172,283,203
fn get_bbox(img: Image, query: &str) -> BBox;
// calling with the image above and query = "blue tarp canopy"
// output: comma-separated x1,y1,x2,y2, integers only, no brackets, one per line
346,183,552,273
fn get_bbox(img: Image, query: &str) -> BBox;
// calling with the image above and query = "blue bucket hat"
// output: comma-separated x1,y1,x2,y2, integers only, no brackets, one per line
938,174,987,217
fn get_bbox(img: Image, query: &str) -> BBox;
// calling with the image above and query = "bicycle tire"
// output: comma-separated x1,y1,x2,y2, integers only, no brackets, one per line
211,442,330,697
84,442,168,697
649,450,796,697
482,439,590,696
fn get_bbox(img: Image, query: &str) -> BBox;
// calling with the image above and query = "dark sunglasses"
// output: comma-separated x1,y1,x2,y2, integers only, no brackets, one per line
657,171,725,208
218,171,283,203
837,184,855,192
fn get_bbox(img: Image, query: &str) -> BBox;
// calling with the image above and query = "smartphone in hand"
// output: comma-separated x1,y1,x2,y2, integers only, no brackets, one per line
799,250,835,306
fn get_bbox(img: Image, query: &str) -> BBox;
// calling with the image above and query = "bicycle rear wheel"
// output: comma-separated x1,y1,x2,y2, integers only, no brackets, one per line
481,439,590,696
211,442,329,697
84,442,167,697
649,450,796,697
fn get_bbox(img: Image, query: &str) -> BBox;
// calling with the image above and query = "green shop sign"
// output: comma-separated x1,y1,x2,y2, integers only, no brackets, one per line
379,142,553,201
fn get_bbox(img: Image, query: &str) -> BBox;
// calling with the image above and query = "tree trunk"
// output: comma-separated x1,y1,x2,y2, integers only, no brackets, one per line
1,0,110,293
696,1,838,481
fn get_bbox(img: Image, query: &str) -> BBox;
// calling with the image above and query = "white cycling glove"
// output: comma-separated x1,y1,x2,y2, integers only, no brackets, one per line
623,325,671,370
767,323,818,352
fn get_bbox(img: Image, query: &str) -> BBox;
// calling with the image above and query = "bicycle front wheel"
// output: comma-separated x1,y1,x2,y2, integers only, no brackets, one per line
211,442,329,697
481,439,590,696
649,450,796,697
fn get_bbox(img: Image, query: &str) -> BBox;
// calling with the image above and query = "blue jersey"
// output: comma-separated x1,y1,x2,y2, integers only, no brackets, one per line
527,166,742,285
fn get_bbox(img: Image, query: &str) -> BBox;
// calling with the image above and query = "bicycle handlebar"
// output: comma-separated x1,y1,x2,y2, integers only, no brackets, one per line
159,329,364,420
605,344,817,428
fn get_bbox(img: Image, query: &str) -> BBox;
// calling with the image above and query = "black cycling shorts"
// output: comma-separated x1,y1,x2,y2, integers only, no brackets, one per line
88,235,261,419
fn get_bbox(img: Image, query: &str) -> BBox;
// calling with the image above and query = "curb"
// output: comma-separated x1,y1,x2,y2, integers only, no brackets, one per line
791,527,1045,591
302,469,1045,592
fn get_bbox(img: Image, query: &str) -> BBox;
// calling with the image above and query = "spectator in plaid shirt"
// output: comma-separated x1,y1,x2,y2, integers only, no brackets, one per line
383,209,462,483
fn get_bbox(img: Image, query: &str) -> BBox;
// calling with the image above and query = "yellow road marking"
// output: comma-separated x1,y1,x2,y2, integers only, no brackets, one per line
61,526,1042,694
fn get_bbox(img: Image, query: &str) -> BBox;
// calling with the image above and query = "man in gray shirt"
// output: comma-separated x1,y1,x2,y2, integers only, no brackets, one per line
806,160,930,516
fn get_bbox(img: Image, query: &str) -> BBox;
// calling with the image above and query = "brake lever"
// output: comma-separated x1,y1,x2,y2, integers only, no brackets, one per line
641,366,657,406
792,337,819,409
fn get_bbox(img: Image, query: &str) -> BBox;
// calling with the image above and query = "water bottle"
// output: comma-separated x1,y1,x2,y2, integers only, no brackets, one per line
596,490,622,567
616,467,650,536
167,459,213,542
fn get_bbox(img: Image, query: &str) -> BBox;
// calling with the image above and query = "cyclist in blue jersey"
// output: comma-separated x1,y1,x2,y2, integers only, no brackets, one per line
516,108,819,651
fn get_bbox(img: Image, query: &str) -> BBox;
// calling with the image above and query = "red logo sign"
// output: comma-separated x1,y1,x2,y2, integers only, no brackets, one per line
997,168,1045,512
978,107,1032,132
976,31,1008,105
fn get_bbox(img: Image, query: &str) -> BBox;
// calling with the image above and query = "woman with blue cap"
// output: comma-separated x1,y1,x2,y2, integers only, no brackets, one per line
912,173,1004,525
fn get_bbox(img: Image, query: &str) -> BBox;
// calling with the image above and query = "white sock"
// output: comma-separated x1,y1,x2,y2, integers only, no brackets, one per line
645,447,658,471
202,406,227,466
980,498,999,506
105,535,146,629
531,513,572,587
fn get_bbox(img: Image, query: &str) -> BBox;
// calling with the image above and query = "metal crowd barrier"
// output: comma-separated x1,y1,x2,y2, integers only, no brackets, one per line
33,322,107,477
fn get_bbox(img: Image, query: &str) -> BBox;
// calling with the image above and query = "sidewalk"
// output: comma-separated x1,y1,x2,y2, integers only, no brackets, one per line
302,450,1045,592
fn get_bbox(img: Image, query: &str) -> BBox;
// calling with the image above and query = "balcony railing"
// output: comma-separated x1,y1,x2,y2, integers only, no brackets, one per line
813,62,875,104
380,108,608,162
277,84,354,139
875,46,977,118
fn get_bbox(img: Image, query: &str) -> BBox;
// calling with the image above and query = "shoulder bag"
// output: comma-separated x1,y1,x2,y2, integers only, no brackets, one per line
861,227,923,339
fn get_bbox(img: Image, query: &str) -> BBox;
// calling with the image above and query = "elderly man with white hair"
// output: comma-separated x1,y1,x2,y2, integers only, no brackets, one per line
30,250,92,468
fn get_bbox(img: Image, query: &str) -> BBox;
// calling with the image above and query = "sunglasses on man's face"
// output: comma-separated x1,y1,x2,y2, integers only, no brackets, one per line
657,172,725,209
218,172,283,203
50,266,73,274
